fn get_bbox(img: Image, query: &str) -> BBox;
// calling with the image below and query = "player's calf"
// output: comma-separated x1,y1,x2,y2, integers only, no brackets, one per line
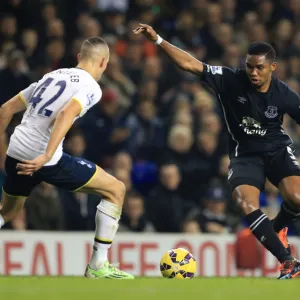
79,166,130,274
81,166,126,207
277,177,300,224
105,179,126,207
233,186,294,265
273,178,300,246
0,191,26,228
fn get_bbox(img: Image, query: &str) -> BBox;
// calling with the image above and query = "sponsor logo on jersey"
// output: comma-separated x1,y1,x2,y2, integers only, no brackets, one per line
264,106,278,118
239,116,267,136
87,92,95,106
208,65,223,75
237,96,247,104
77,160,93,168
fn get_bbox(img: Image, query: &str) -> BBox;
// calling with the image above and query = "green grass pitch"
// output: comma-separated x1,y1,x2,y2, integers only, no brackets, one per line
0,277,298,300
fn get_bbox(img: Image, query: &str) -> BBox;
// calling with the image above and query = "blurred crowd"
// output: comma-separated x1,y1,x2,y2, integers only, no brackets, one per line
0,0,300,235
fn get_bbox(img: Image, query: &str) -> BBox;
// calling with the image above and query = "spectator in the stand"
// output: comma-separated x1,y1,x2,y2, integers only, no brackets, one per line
124,99,164,161
273,59,288,81
132,78,158,112
148,164,194,232
288,55,300,80
0,14,18,45
116,20,157,60
46,18,65,41
102,10,126,37
59,190,100,231
80,88,128,167
273,19,294,57
142,56,162,81
285,30,300,57
257,0,275,26
211,23,233,54
286,78,299,95
119,190,154,232
112,151,132,173
260,179,283,219
163,124,193,166
172,111,193,129
113,167,132,192
62,37,85,68
64,129,87,157
41,2,57,24
222,43,242,68
85,0,129,13
20,28,41,70
220,0,237,24
26,183,64,230
45,38,66,70
181,130,224,202
80,17,102,39
170,10,200,50
101,52,136,110
181,219,202,233
122,42,144,84
288,0,300,27
191,186,232,234
194,90,215,116
0,49,31,105
160,73,200,119
38,2,58,43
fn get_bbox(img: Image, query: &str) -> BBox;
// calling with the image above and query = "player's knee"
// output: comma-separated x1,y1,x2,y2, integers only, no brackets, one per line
285,190,300,210
234,195,258,216
0,202,23,222
116,179,126,203
109,179,126,206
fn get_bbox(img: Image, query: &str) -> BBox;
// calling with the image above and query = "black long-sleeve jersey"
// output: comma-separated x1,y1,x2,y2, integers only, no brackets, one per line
200,64,300,158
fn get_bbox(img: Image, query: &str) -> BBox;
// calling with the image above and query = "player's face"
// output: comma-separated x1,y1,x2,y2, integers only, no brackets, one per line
246,55,277,89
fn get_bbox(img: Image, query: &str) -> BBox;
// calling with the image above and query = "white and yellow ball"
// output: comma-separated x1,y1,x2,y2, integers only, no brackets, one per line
160,248,196,279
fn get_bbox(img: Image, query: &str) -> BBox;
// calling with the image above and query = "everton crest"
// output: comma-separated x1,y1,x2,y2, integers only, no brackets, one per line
264,106,278,118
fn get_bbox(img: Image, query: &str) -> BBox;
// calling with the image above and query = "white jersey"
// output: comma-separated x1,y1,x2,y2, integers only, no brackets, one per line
7,68,102,166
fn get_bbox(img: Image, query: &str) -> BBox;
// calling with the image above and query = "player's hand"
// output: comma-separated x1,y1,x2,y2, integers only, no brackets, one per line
110,128,130,143
16,154,51,176
206,222,226,233
132,23,158,42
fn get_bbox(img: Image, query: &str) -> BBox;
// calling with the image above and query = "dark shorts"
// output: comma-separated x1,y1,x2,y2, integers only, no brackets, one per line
228,146,300,192
2,153,97,197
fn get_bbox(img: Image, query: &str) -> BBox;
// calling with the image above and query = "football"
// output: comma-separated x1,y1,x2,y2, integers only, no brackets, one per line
160,248,196,279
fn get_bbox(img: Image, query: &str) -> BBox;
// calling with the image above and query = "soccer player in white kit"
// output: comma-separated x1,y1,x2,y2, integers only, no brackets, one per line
0,37,134,279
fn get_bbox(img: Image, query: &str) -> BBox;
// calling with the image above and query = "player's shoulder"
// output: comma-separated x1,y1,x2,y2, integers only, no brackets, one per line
273,77,299,98
205,64,235,75
206,64,246,78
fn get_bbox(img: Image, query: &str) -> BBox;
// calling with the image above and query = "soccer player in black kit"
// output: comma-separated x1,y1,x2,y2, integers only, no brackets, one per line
133,24,300,279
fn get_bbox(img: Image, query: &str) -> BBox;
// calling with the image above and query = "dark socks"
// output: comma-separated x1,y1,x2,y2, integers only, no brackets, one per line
273,203,300,233
245,209,293,263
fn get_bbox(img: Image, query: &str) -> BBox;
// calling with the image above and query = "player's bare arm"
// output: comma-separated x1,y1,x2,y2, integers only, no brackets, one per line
0,94,27,136
16,98,82,175
133,23,203,75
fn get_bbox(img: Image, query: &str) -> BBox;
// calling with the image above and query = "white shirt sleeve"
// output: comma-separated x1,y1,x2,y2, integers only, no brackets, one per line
71,85,102,117
19,82,38,107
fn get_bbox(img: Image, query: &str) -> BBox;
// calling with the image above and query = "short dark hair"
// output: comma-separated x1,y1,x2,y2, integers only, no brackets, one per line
247,42,276,62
